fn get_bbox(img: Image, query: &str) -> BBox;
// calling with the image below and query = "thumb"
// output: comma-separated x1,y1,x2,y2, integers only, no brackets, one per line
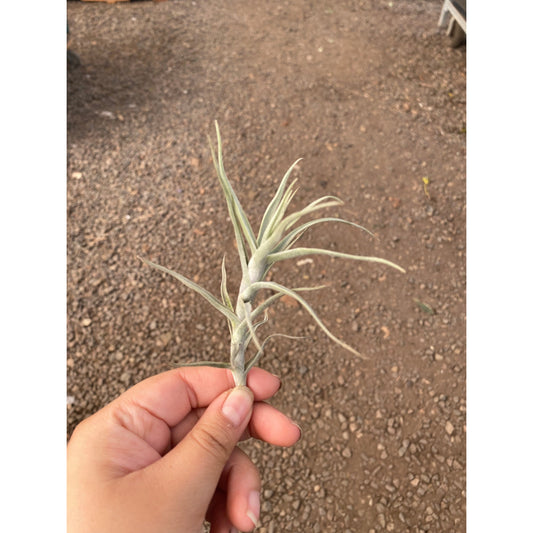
151,386,254,511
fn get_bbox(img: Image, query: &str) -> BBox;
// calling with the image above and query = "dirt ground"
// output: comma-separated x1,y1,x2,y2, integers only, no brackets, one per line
67,0,466,531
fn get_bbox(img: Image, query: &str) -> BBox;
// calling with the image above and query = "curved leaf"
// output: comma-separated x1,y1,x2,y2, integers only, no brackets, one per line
274,217,374,253
247,281,366,359
267,247,406,273
257,158,302,244
139,256,239,325
213,122,257,254
244,332,308,373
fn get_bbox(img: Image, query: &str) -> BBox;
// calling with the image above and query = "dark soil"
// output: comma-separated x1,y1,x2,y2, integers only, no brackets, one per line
67,0,466,531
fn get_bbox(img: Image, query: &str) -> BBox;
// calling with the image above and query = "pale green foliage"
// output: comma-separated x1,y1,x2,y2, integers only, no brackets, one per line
140,122,405,386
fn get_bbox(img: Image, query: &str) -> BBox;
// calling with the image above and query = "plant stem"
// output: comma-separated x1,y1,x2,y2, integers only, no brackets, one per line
232,367,247,387
230,335,247,386
230,251,267,386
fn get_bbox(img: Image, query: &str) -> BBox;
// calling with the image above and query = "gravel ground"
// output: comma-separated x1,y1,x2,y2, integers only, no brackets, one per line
67,0,466,531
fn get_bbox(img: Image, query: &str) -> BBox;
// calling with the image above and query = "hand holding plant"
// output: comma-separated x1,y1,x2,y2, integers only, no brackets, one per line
67,366,300,533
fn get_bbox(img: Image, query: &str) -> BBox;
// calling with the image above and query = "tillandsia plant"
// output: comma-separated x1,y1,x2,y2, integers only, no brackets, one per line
140,122,405,387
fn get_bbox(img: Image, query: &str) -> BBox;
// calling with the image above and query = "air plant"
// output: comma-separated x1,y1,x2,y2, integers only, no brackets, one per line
140,122,405,386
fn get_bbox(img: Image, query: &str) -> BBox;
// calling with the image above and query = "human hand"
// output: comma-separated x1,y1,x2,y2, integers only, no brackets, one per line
67,366,300,533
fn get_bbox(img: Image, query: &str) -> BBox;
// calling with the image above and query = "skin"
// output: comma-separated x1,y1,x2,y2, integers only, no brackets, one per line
67,366,301,533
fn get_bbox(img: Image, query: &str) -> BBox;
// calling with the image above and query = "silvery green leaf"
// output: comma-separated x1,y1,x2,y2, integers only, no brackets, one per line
220,255,234,335
233,284,326,348
213,122,257,254
247,284,327,324
257,158,302,244
177,361,232,369
242,296,264,357
250,293,284,319
246,280,365,358
241,312,269,351
140,257,239,325
244,333,307,373
209,137,251,276
220,255,233,311
272,197,344,239
274,217,374,253
267,247,406,273
260,178,299,242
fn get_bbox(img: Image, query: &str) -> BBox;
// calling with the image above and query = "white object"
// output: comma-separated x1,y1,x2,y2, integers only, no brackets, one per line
438,0,466,34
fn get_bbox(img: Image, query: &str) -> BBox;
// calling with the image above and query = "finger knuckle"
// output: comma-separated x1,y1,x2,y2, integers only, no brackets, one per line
190,425,232,461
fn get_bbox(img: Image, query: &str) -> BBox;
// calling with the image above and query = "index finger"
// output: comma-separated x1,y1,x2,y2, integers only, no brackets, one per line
115,366,281,428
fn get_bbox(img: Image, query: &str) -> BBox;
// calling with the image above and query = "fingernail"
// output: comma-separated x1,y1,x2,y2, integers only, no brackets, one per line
246,490,260,527
222,387,253,427
293,421,302,441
